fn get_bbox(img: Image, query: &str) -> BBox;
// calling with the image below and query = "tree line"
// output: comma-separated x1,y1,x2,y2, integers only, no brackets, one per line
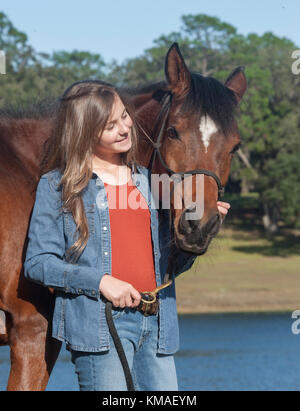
0,11,299,234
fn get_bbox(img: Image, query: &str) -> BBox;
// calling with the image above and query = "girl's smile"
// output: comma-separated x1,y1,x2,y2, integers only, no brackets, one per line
94,95,133,158
116,134,129,143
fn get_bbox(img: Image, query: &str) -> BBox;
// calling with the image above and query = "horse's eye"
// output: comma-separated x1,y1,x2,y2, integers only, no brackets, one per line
230,142,242,155
167,127,179,140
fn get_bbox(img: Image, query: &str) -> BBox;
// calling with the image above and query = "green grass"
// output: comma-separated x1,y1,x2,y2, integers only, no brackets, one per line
176,225,300,314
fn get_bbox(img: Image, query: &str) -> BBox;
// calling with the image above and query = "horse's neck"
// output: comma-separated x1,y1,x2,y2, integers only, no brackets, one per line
0,118,53,179
131,93,163,169
132,93,154,111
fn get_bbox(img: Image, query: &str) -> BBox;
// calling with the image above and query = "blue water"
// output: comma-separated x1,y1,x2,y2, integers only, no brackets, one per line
0,313,299,391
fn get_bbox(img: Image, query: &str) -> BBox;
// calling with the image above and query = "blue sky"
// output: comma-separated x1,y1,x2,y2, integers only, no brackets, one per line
1,0,299,63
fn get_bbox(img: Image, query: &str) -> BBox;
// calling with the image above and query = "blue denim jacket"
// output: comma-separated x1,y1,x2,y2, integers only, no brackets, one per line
24,163,196,354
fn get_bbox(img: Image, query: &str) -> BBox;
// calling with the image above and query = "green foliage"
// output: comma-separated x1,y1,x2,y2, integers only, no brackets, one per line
0,11,299,230
0,12,106,104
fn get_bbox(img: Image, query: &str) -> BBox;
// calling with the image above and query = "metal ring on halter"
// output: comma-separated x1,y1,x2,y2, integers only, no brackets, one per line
140,291,157,304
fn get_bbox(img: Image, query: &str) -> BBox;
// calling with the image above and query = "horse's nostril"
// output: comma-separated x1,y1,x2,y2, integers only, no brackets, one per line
204,212,221,233
185,205,196,214
184,206,202,231
188,216,199,230
185,205,203,220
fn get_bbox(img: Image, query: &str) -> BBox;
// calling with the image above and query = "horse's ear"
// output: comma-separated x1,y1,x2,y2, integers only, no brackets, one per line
225,66,247,103
165,43,191,98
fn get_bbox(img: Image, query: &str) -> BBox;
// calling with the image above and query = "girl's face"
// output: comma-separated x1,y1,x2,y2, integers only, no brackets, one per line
94,95,133,157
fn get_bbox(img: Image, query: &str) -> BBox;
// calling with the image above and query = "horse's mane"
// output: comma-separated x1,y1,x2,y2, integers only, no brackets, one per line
120,81,167,96
0,82,166,121
182,73,238,136
0,97,59,121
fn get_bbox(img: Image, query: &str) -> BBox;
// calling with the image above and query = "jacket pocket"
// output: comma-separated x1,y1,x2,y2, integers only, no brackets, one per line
63,203,96,238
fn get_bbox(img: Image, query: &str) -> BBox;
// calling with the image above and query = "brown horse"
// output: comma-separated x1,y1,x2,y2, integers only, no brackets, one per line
0,43,246,390
133,43,246,255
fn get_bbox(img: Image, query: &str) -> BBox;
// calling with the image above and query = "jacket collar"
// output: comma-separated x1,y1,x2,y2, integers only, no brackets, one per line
92,162,143,180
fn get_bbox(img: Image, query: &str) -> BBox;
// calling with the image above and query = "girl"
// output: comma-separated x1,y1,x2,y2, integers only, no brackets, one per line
24,80,230,391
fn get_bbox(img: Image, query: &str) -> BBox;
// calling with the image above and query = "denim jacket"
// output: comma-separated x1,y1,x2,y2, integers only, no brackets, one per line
24,163,196,354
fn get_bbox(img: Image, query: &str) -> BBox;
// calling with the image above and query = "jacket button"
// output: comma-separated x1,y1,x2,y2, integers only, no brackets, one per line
91,290,96,295
104,251,108,256
103,226,107,231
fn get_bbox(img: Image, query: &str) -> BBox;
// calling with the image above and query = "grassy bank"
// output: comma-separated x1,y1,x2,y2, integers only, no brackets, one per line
176,224,300,314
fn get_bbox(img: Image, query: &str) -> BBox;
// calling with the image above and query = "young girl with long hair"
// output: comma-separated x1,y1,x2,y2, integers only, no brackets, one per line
24,80,230,391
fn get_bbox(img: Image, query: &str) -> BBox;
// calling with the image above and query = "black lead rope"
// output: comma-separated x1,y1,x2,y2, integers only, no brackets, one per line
105,244,177,392
105,301,135,391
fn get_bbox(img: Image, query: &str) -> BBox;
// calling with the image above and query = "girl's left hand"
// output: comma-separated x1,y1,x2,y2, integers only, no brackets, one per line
217,201,231,223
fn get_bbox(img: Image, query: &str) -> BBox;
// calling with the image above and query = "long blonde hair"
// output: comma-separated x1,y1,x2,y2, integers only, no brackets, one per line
40,80,139,262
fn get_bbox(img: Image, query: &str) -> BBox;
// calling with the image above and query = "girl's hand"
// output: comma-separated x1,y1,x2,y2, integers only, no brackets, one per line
217,201,231,223
99,274,141,308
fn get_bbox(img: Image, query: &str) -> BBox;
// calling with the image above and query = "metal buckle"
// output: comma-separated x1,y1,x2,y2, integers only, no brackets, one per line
140,291,157,304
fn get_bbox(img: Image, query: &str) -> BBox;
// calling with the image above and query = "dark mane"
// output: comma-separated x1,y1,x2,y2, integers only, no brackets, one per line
181,73,238,135
120,81,167,96
0,97,59,121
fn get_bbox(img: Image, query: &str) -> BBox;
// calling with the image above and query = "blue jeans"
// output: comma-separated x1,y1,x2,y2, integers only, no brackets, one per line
70,307,178,391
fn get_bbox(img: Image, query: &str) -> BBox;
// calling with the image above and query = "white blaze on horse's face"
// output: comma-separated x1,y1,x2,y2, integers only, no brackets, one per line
199,115,218,154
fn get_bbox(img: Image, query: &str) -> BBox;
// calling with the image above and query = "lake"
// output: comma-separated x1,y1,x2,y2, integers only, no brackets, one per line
0,312,299,391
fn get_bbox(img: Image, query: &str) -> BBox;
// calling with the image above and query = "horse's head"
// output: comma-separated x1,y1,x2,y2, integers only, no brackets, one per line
136,43,247,255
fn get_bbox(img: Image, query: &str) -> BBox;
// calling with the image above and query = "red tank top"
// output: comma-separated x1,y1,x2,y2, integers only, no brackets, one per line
104,177,157,292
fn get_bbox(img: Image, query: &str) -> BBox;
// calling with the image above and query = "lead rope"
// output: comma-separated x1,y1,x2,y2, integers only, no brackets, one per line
105,207,177,391
105,247,176,392
105,301,135,391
